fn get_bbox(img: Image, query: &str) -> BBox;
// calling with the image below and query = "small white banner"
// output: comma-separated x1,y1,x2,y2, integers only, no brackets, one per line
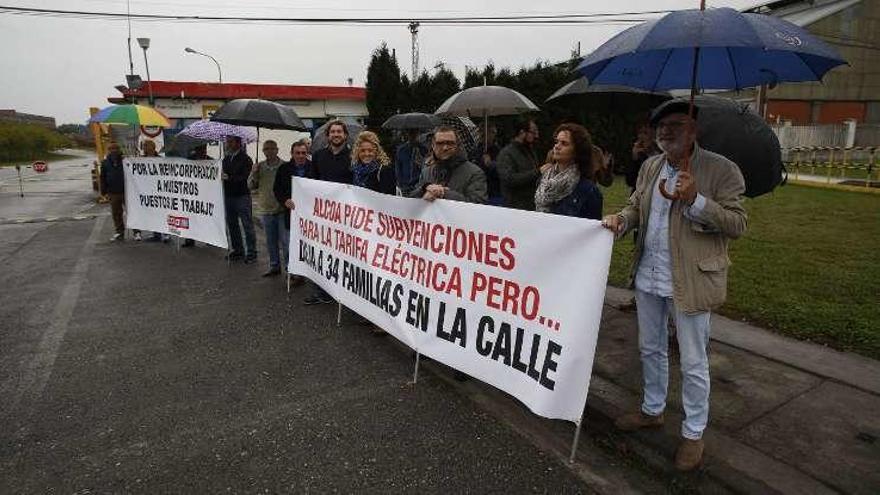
123,157,228,249
288,178,613,423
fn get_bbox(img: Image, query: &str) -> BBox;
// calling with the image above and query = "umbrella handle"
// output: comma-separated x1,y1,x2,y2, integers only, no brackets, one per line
658,178,679,200
657,152,691,201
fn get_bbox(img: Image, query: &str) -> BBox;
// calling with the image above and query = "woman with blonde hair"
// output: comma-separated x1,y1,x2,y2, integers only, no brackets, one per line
351,131,396,195
351,131,397,335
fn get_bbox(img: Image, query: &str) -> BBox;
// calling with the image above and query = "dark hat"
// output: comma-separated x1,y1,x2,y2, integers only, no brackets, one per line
650,100,699,126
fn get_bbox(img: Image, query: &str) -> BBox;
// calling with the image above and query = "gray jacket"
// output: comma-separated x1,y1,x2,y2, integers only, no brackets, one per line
408,153,488,204
496,141,540,210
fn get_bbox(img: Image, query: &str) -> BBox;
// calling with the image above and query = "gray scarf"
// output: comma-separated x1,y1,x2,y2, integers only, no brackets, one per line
534,164,580,213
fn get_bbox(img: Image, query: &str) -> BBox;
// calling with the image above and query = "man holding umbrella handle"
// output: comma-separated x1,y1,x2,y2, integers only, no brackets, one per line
222,135,258,263
601,101,747,471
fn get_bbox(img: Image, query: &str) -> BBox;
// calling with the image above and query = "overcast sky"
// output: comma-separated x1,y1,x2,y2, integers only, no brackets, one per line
0,0,755,124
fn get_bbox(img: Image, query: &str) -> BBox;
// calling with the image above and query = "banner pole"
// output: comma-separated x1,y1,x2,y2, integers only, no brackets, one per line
411,352,421,385
569,418,583,463
336,302,342,327
286,273,291,293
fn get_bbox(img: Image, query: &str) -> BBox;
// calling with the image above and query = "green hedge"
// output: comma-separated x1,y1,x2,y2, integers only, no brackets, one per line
0,121,72,162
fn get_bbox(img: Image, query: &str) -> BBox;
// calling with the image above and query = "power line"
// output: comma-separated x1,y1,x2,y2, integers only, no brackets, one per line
0,5,662,25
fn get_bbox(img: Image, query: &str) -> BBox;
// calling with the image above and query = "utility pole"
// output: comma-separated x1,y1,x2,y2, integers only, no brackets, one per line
126,0,134,76
408,21,420,80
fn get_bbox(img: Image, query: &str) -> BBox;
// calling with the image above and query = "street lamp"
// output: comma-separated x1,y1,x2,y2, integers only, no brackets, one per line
184,47,222,83
136,37,154,106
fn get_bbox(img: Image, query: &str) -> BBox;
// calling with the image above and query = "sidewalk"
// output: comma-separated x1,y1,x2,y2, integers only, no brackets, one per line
583,286,880,494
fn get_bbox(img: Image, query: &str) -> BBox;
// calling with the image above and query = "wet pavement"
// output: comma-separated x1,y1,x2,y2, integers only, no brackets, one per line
0,155,663,494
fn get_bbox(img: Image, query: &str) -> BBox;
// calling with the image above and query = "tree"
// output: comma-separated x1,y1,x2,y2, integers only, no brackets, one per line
429,67,461,112
408,71,434,113
365,42,402,130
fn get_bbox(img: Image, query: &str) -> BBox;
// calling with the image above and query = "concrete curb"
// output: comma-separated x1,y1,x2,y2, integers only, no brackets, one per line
585,375,838,494
604,286,880,396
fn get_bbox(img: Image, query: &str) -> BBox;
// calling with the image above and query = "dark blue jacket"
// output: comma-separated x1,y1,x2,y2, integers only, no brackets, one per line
549,178,603,220
100,154,125,194
274,159,312,227
222,150,254,197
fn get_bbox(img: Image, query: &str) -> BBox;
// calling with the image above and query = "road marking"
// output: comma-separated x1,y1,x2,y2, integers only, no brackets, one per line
6,216,105,433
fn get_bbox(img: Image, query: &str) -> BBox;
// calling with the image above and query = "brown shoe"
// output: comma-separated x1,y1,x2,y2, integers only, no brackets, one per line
614,411,665,431
675,438,704,471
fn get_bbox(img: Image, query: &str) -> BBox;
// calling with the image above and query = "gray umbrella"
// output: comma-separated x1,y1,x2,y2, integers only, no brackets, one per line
164,133,209,158
311,119,364,153
546,78,672,102
435,85,539,117
545,77,672,113
210,99,307,131
436,86,538,154
382,113,441,130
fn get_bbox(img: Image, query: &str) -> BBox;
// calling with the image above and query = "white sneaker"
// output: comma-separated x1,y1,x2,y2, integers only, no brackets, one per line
133,232,143,241
110,233,123,242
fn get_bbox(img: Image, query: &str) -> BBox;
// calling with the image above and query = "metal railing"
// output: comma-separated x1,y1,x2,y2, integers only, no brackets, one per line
785,146,878,189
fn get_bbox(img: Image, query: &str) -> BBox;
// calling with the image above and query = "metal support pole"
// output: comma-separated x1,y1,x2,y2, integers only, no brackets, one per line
336,302,342,327
569,418,584,464
411,352,421,385
286,274,291,293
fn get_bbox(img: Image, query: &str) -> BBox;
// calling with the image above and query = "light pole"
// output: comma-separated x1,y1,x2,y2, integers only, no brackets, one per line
136,37,153,106
184,47,222,83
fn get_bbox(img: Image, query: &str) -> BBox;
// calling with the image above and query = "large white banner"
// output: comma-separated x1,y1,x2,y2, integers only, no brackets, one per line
123,157,228,249
287,178,613,423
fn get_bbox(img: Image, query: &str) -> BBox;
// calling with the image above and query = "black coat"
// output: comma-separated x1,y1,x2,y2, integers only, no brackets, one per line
354,164,396,195
100,155,125,194
311,146,352,184
273,160,312,227
222,150,253,197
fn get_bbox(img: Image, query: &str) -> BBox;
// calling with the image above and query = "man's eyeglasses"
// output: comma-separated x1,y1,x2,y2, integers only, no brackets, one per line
433,140,457,148
656,121,688,131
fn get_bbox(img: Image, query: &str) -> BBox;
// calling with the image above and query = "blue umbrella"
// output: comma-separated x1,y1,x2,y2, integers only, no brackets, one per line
575,6,845,200
575,7,846,91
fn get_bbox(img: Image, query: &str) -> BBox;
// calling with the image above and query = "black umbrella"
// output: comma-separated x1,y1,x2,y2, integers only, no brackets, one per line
210,99,307,131
382,113,441,130
685,95,784,198
546,78,671,113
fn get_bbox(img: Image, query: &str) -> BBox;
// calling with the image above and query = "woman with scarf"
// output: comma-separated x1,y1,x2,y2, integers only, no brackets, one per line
534,123,603,220
351,131,396,335
351,131,396,195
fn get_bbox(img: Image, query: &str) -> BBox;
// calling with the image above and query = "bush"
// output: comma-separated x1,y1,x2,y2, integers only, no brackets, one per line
0,121,71,162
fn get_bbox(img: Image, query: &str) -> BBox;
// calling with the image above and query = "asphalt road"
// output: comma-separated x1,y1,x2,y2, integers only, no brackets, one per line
0,151,661,493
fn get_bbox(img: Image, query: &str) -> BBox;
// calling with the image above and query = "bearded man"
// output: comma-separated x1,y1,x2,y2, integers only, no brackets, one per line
600,100,747,471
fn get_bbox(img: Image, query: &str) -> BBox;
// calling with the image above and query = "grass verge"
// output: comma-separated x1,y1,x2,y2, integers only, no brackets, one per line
602,178,880,360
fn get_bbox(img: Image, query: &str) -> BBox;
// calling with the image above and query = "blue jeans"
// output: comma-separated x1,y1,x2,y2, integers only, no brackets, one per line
260,213,288,269
635,289,712,440
225,195,256,257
